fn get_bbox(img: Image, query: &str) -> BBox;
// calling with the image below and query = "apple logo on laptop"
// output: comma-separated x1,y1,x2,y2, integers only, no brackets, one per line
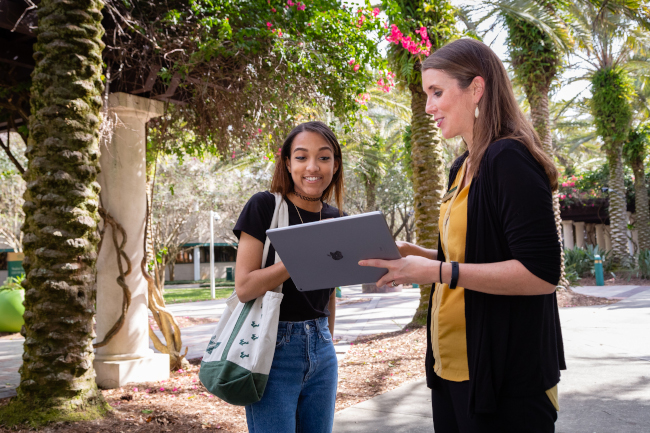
328,251,344,260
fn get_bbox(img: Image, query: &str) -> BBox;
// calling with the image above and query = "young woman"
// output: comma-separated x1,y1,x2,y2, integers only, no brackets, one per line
360,39,565,432
233,121,344,433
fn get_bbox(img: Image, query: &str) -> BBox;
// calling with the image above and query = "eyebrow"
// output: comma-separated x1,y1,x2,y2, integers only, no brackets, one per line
293,146,334,153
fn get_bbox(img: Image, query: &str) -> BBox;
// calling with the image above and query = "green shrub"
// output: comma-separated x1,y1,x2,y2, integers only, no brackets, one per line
636,250,650,279
563,245,612,284
0,275,24,292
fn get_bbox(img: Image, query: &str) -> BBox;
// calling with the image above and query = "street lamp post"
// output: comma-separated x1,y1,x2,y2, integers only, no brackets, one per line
210,210,215,299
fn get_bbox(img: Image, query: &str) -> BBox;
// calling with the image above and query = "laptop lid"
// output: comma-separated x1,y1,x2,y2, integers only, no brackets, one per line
266,211,401,291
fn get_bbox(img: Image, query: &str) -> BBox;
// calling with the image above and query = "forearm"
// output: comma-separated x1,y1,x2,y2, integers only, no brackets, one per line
441,260,556,296
407,244,437,260
328,293,336,336
235,262,290,302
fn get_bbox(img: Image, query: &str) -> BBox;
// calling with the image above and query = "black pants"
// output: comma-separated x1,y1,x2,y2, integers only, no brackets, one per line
431,378,557,433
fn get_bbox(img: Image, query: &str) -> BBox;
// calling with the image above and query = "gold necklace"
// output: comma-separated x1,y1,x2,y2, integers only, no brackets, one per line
292,201,322,224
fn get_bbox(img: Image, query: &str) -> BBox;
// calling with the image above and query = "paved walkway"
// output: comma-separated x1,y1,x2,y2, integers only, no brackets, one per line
333,287,650,432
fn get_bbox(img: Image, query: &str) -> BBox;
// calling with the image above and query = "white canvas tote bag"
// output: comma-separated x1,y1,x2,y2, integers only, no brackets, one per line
199,193,287,405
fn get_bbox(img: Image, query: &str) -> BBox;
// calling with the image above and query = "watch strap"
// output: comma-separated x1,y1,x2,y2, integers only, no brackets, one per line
449,261,459,289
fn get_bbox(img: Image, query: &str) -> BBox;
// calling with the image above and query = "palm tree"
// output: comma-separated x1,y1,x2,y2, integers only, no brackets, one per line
623,124,650,251
382,0,459,325
569,0,649,266
0,0,108,425
463,0,578,286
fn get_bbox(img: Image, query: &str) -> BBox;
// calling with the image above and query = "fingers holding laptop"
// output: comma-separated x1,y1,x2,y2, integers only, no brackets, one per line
395,241,438,260
359,255,439,287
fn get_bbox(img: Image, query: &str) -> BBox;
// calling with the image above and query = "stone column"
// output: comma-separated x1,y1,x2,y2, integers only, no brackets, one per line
193,246,201,281
561,220,574,250
596,224,607,251
605,227,612,252
94,93,169,388
574,221,586,248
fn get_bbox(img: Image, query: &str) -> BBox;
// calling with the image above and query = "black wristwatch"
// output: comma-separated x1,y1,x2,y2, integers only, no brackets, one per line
449,261,459,289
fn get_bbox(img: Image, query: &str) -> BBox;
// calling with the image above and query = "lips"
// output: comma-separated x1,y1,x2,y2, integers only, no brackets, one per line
435,117,444,127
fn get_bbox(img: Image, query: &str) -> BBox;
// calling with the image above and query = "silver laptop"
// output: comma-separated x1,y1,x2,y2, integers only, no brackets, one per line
266,211,401,291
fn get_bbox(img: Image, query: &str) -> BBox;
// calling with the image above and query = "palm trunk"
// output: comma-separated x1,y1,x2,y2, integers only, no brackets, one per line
408,82,445,326
528,90,569,289
0,0,108,424
608,148,634,266
631,160,650,251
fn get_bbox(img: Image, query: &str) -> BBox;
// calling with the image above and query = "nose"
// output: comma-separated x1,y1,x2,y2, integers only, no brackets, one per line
307,156,320,172
425,95,436,116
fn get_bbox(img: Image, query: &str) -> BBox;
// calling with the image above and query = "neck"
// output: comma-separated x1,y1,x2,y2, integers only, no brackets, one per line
288,191,322,212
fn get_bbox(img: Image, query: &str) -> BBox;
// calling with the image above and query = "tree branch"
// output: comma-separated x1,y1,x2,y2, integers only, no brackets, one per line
0,131,25,174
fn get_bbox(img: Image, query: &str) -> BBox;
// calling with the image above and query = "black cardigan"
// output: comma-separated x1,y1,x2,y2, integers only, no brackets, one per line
425,139,566,415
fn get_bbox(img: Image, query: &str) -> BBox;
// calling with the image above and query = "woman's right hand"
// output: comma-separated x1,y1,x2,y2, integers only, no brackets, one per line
395,241,437,260
395,241,416,257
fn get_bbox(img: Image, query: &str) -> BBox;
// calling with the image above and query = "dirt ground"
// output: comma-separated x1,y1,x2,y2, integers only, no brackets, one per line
577,275,650,287
556,287,620,308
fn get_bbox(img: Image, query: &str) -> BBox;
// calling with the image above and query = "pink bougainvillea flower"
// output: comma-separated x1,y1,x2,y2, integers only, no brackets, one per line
288,0,294,5
133,387,138,392
258,128,262,133
272,7,276,12
267,22,272,28
278,30,283,36
297,3,305,11
348,58,355,65
160,387,165,391
373,7,380,17
353,64,360,72
177,369,184,373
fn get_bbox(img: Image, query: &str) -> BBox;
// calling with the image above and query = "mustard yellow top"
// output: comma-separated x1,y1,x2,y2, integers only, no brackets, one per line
431,160,559,410
431,160,470,382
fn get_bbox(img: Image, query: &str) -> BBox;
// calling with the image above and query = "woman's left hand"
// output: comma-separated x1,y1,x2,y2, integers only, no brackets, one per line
358,256,438,287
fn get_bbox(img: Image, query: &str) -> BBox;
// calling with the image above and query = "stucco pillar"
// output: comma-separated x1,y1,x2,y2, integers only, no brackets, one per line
605,227,612,252
574,221,586,248
596,224,607,251
193,246,201,281
94,93,169,388
561,220,574,250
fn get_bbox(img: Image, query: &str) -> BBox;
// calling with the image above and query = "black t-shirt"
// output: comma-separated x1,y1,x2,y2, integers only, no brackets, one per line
233,191,342,321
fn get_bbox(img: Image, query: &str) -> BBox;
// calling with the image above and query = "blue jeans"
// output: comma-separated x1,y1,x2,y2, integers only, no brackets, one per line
245,317,338,433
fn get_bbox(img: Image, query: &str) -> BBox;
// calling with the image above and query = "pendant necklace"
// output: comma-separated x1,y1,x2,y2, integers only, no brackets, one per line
292,201,322,224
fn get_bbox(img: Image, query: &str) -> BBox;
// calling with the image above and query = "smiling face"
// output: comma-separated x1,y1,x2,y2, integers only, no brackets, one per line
286,131,340,198
422,68,483,146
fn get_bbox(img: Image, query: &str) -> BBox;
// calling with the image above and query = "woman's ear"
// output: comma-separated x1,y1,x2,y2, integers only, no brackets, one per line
472,76,485,105
334,159,340,175
285,157,291,174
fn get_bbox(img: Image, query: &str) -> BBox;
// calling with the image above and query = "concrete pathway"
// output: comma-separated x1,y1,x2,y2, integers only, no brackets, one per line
333,288,650,433
151,285,420,360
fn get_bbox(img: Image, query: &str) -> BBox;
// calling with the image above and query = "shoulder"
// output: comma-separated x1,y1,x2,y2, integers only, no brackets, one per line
239,191,276,221
321,202,342,218
483,139,533,166
248,191,276,207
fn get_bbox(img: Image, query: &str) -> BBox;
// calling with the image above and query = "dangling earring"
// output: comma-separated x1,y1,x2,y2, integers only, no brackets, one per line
474,106,479,119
